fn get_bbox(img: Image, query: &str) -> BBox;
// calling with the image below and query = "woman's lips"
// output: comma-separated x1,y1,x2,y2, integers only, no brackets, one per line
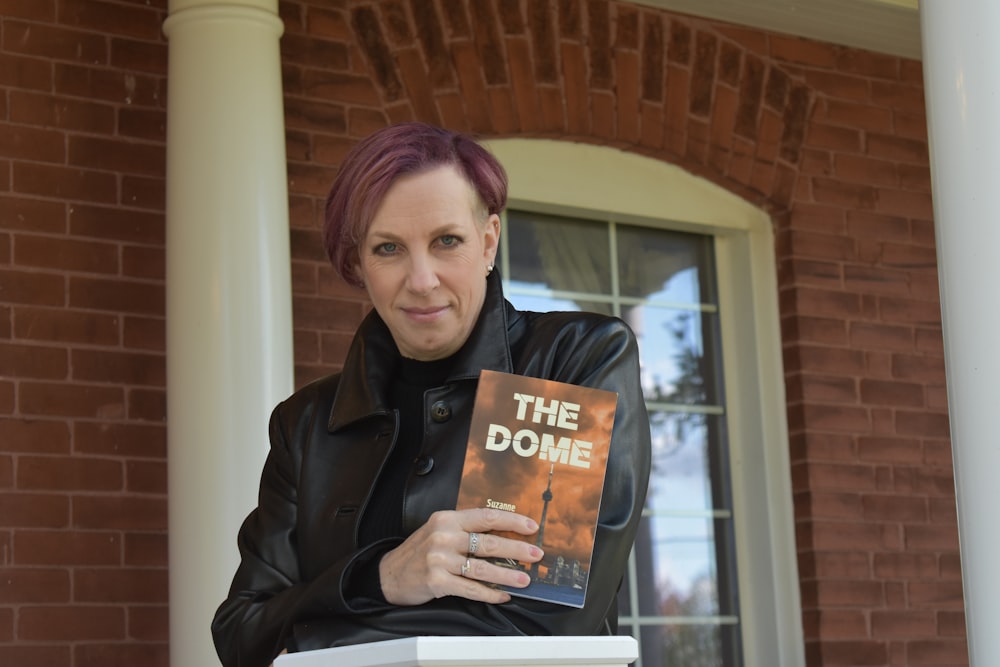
403,305,448,322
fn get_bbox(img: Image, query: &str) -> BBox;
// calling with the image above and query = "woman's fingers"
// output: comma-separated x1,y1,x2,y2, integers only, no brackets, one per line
379,509,544,606
437,508,544,566
456,507,540,536
460,554,532,589
469,530,543,564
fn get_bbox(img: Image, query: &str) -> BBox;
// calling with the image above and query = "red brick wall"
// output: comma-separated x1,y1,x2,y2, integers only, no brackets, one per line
771,29,964,667
0,0,964,666
0,0,170,665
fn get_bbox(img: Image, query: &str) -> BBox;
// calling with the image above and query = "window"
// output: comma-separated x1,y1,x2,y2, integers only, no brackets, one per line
487,139,805,667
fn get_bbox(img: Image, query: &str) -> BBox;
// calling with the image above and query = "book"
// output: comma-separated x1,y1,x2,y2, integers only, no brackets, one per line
455,369,618,607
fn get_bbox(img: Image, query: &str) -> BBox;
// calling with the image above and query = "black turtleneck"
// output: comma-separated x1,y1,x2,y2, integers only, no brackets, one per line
357,353,455,546
346,354,456,605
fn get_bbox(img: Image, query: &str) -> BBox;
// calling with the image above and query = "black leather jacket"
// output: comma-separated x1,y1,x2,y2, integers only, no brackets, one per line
212,274,652,667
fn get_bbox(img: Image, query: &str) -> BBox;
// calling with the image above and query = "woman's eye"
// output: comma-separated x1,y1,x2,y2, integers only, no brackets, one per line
439,235,460,247
375,242,397,255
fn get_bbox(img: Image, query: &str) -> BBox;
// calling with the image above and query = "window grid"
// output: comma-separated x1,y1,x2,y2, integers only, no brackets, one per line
500,210,742,667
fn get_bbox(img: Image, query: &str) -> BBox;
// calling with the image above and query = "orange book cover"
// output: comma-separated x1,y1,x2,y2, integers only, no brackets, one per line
456,369,618,607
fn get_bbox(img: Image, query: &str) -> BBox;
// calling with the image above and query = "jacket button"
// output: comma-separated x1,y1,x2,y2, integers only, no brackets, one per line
414,456,434,475
430,401,451,423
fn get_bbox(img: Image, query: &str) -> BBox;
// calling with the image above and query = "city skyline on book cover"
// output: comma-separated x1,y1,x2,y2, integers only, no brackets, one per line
456,369,618,608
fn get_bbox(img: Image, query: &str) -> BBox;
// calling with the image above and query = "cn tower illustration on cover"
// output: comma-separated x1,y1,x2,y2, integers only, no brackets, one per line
456,370,618,607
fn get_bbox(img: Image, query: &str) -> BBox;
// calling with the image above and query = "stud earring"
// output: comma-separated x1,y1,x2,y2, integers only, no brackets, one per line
487,264,494,275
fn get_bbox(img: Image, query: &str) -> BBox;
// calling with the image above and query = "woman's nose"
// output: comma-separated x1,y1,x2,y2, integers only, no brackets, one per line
406,255,439,294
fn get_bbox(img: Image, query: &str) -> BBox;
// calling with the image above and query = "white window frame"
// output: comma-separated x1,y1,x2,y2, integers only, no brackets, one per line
485,138,805,667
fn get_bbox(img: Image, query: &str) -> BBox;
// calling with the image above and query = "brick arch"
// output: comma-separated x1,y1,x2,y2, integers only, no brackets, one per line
339,0,813,214
280,0,817,378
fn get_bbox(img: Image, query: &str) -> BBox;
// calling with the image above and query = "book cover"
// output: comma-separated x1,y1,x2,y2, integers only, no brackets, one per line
455,369,618,607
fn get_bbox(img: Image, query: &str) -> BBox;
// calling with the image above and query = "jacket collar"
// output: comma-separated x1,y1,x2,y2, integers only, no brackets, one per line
328,271,514,431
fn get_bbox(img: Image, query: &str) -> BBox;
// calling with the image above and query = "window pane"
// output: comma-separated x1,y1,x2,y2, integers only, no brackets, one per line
506,210,612,299
503,293,586,314
634,306,722,405
630,515,739,617
647,413,732,513
617,224,715,303
623,623,743,667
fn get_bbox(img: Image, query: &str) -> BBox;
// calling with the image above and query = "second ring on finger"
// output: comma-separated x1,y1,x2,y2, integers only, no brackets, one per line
467,531,481,555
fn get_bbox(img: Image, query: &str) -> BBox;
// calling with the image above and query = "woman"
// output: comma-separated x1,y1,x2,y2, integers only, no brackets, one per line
212,122,652,667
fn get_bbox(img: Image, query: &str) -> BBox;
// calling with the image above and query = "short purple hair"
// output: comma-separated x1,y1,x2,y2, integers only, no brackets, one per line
323,122,508,288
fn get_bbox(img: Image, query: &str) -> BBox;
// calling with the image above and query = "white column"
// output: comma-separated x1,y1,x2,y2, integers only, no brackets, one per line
163,0,293,665
920,3,1000,665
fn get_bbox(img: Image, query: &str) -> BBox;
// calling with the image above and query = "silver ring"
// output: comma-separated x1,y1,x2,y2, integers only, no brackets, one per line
468,532,480,555
461,558,472,577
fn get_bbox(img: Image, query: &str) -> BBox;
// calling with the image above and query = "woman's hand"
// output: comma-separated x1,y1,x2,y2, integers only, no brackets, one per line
378,508,543,606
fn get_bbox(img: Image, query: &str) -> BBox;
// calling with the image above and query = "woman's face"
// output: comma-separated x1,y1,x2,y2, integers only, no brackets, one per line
357,164,500,361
